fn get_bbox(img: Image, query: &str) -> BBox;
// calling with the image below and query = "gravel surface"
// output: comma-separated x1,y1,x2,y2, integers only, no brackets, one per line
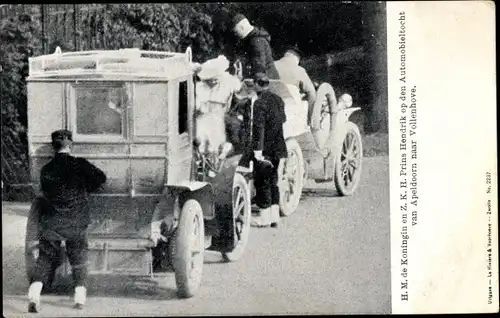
2,156,390,317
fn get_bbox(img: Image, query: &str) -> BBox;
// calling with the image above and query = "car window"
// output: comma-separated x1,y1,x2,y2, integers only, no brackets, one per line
178,80,188,135
74,84,127,136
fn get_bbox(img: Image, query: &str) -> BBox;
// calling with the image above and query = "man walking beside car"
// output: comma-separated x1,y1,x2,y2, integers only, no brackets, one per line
27,129,107,313
250,73,287,228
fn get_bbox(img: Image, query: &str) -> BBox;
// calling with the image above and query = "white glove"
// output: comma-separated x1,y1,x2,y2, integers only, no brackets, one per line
27,240,39,249
150,221,166,247
27,240,39,258
219,142,233,160
254,150,265,161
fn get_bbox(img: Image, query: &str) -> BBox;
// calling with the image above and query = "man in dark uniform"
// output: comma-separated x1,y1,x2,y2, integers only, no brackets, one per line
250,73,287,228
27,129,106,313
232,14,280,80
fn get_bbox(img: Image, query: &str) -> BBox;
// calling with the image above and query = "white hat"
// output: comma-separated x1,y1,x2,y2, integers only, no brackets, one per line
197,56,230,80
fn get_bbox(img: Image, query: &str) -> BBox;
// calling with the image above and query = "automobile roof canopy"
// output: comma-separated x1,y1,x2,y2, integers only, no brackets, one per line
27,46,194,81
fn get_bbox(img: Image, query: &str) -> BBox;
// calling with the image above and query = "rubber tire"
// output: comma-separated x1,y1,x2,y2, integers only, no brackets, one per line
334,121,363,196
222,173,252,262
173,199,205,298
312,83,337,150
279,138,305,217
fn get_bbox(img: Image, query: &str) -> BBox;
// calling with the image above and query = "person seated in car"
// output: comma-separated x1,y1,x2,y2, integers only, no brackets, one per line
274,46,317,127
194,55,242,158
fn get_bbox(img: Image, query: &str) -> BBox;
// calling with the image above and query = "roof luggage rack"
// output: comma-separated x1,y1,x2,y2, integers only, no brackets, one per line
28,46,193,79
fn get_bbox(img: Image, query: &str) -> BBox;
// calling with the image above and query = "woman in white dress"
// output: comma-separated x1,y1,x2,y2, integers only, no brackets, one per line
194,56,242,157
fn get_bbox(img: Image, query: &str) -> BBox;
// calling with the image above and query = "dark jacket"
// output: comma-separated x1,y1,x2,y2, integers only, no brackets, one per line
40,152,107,234
252,90,287,160
241,28,280,79
225,96,251,153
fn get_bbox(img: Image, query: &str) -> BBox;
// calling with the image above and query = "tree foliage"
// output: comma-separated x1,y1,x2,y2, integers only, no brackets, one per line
217,2,364,57
1,12,40,190
1,3,387,198
1,13,40,135
78,4,220,62
1,2,385,148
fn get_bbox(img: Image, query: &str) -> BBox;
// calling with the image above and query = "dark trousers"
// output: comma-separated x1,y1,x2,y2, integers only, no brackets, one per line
32,231,89,287
253,158,280,209
30,196,89,288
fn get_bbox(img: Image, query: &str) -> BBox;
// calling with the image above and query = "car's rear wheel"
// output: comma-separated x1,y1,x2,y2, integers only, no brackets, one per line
222,173,251,262
334,121,363,196
278,138,305,216
173,199,204,298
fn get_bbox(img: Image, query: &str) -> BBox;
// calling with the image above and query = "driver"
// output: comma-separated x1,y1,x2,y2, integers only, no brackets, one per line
194,56,242,157
274,46,317,127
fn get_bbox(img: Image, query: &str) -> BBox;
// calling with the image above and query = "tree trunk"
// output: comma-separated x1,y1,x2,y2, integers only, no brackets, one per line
361,1,388,133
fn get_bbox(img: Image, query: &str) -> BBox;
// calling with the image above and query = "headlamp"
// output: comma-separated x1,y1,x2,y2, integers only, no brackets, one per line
338,94,353,109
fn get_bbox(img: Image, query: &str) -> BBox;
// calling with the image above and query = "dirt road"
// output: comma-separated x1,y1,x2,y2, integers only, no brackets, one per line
3,156,391,316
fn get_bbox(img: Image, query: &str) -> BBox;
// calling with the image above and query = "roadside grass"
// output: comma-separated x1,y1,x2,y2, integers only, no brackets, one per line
362,132,389,157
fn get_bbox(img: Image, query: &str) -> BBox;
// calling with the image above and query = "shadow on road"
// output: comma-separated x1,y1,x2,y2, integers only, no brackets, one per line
301,187,339,198
3,247,27,296
3,246,185,301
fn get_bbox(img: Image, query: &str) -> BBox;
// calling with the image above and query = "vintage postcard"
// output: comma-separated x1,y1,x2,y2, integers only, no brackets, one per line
1,1,497,316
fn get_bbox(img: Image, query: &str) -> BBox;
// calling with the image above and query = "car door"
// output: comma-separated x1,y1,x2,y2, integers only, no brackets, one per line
166,76,195,185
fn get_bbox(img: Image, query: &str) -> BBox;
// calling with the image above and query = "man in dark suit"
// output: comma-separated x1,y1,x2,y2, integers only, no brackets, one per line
250,73,287,228
232,14,280,80
27,129,107,313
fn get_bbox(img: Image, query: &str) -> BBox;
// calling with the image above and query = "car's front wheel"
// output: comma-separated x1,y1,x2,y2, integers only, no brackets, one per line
334,121,363,196
222,173,251,262
173,199,205,298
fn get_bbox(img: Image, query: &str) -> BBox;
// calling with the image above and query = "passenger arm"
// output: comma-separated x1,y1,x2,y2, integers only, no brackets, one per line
300,68,317,106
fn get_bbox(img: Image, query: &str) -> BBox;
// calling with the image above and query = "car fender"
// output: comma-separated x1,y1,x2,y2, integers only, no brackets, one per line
329,107,361,158
151,181,215,230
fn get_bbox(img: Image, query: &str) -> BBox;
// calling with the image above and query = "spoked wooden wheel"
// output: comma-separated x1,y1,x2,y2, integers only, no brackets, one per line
334,122,363,196
278,138,305,216
173,199,205,298
312,83,337,150
222,173,251,262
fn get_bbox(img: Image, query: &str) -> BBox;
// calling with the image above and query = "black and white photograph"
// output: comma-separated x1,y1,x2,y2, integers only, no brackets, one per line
2,2,497,316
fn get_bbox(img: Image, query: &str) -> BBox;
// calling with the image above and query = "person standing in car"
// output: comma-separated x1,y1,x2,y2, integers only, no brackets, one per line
27,129,107,313
232,13,280,80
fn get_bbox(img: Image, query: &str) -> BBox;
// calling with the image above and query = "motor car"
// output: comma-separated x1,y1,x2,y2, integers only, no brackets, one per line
24,47,252,299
